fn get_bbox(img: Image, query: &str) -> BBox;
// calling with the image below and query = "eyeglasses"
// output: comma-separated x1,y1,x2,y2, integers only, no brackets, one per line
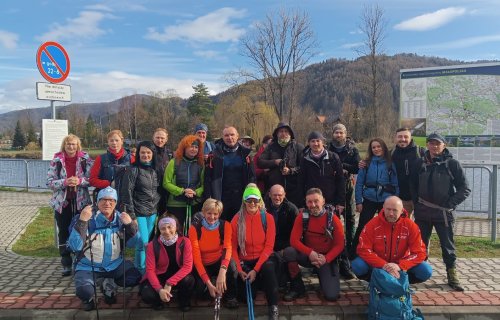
99,199,116,204
245,199,260,204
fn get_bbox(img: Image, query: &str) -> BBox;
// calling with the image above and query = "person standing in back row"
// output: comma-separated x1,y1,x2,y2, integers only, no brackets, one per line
390,128,425,218
410,133,470,291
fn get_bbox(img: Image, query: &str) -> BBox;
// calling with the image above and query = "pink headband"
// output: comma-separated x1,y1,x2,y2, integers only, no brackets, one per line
158,217,176,229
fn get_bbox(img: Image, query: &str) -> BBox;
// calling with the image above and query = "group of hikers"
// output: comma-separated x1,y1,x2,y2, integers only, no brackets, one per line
46,121,470,319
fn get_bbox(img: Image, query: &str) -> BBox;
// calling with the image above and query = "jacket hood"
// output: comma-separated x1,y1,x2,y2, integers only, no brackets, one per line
272,122,295,140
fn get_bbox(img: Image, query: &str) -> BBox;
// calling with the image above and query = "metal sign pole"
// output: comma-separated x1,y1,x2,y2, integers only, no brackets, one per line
51,100,55,120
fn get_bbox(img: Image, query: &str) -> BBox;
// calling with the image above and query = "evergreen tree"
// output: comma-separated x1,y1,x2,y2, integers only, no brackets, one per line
186,83,215,122
84,115,97,147
12,120,26,149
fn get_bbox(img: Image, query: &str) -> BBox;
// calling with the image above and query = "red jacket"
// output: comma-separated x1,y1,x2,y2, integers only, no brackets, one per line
357,209,427,271
143,236,193,292
290,210,345,263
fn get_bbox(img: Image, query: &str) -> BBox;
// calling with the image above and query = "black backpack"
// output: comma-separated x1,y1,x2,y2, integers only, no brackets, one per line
301,205,335,241
190,211,226,245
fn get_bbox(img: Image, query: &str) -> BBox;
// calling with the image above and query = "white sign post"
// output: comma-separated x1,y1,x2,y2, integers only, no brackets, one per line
42,119,68,160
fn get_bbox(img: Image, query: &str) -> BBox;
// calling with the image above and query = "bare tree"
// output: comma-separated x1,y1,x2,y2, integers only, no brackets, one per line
356,4,387,137
240,8,317,123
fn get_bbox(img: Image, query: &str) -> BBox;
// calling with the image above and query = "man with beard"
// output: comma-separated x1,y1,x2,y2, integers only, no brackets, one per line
204,126,255,221
391,128,425,217
284,188,345,301
194,123,216,160
328,123,360,261
257,123,304,206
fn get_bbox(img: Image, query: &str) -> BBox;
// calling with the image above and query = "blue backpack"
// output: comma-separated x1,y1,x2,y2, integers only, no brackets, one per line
368,269,424,320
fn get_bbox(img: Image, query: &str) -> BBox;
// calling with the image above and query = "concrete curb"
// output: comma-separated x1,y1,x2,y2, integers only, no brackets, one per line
2,305,500,320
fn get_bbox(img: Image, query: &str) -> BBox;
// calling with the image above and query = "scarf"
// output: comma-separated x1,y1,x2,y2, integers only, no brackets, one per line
201,218,220,231
160,234,178,246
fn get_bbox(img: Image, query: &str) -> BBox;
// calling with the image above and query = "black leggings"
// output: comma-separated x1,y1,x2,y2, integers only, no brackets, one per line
237,256,279,306
140,274,195,307
193,259,237,300
54,199,79,267
352,199,383,258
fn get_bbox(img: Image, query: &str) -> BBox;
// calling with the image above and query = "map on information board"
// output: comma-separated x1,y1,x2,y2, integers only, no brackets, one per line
400,63,500,164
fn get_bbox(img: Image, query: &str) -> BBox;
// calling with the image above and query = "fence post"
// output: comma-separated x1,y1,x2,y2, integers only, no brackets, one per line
491,165,497,242
24,160,29,191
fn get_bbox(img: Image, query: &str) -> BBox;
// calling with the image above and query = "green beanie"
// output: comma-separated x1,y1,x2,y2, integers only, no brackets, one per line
243,185,262,201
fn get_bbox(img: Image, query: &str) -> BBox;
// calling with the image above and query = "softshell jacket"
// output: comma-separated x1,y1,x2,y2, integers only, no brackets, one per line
264,197,298,251
290,210,345,263
68,210,139,272
119,164,160,219
391,140,425,201
203,141,255,201
231,211,276,273
143,236,193,292
328,138,360,177
298,148,345,207
189,221,232,284
410,149,470,222
355,156,399,204
163,158,204,207
47,151,93,214
357,209,427,271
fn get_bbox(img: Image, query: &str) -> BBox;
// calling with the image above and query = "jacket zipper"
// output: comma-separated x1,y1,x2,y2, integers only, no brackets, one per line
389,224,395,262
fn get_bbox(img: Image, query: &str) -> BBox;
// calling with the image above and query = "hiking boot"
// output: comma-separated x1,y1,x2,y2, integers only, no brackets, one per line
224,297,239,309
82,299,95,311
61,266,72,277
283,275,306,301
101,278,117,305
268,305,279,320
339,264,356,280
447,268,464,291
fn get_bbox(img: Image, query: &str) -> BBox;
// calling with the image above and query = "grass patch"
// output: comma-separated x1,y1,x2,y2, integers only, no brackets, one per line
12,206,134,258
428,234,500,258
12,207,59,257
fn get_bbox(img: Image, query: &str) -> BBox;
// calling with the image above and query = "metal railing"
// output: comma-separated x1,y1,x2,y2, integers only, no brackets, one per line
0,159,498,240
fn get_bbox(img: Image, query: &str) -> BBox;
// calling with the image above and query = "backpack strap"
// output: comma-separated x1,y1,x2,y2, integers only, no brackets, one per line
194,219,226,246
301,209,310,242
153,236,186,265
260,209,267,231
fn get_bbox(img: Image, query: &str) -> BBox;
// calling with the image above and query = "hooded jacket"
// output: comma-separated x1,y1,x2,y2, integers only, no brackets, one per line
357,208,427,271
410,149,470,222
355,156,399,204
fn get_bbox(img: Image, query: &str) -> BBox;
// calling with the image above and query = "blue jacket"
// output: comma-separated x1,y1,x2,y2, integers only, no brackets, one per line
68,210,139,272
355,156,399,204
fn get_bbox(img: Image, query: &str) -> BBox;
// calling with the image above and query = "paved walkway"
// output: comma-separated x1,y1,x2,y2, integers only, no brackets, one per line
1,191,500,319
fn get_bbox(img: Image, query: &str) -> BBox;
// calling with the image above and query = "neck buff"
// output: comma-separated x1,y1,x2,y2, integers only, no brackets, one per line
278,137,291,147
160,234,178,246
202,217,220,231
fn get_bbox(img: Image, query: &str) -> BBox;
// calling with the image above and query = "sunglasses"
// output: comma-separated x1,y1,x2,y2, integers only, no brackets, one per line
244,198,260,204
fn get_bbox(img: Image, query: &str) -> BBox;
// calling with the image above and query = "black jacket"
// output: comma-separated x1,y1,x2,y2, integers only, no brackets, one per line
328,138,360,177
298,148,345,207
391,140,425,201
119,164,160,219
410,149,470,222
264,197,298,251
257,140,304,204
203,141,255,201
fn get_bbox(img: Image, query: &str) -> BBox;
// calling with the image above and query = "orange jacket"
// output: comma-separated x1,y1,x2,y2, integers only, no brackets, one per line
231,211,276,273
357,209,427,271
188,221,232,284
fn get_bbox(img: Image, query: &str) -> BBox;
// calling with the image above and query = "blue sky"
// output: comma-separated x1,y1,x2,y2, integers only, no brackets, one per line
0,0,499,114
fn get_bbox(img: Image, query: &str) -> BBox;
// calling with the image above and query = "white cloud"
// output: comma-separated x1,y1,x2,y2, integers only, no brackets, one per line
394,7,467,31
145,7,246,43
85,4,113,12
36,11,109,42
341,42,363,49
193,50,224,60
419,34,500,50
0,30,19,49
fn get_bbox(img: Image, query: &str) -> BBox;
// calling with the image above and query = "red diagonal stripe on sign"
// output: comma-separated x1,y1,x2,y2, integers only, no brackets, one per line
43,47,68,78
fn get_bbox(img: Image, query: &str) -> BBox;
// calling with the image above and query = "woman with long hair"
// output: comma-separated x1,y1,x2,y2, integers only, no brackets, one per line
231,183,280,320
189,198,238,308
119,140,160,274
139,214,194,311
352,138,399,257
163,135,204,235
46,134,93,276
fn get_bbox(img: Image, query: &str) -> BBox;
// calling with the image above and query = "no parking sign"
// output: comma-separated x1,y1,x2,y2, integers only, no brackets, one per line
36,41,70,83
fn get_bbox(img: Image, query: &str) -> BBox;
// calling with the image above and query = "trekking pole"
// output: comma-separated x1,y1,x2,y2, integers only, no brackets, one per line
246,279,254,320
214,295,221,320
184,200,192,236
121,217,127,320
88,233,100,320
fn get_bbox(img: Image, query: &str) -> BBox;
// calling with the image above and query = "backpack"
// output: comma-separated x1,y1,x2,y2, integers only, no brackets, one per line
190,212,226,245
368,268,424,320
301,205,335,241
